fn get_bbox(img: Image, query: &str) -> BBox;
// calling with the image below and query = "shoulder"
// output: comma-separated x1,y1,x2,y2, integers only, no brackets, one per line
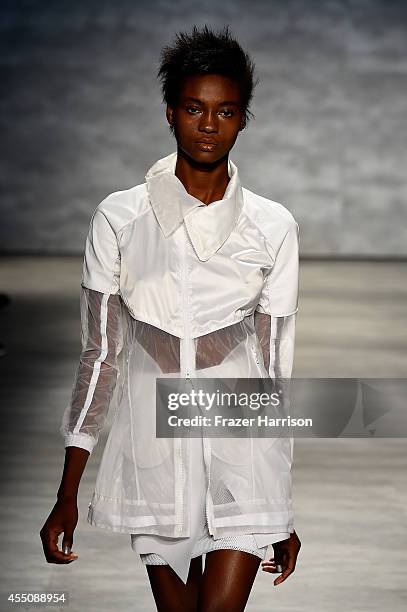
241,187,299,258
92,182,150,235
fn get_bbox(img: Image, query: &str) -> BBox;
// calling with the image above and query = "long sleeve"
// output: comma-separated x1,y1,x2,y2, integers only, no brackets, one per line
60,287,123,454
254,311,296,379
254,218,300,379
253,219,299,476
60,200,123,454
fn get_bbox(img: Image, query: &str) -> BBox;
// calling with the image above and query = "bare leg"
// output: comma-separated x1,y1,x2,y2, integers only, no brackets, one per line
198,550,261,612
146,555,203,612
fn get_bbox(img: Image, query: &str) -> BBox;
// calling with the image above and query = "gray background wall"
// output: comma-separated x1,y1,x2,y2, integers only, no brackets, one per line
1,0,406,257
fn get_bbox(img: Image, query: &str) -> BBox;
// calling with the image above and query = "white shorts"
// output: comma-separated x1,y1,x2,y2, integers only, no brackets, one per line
140,518,268,565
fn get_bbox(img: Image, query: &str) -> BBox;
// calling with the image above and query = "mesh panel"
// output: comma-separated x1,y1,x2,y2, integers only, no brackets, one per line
196,320,250,369
212,482,236,505
132,320,180,374
254,310,297,378
60,287,124,452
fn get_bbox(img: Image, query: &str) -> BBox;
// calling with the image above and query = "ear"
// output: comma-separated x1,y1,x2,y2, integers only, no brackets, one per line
166,105,174,127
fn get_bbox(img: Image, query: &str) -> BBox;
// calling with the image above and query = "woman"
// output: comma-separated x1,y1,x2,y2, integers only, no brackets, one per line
40,24,301,611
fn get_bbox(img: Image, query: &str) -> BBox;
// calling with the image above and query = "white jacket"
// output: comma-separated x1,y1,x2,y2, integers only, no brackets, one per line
60,151,300,539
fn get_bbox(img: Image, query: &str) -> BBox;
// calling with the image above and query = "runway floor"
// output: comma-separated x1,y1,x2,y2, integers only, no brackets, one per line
0,257,406,611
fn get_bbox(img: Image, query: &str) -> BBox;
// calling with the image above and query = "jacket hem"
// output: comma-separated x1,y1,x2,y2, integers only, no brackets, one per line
87,505,191,536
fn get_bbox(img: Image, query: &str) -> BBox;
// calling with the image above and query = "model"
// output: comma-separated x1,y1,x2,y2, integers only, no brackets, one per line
40,24,301,612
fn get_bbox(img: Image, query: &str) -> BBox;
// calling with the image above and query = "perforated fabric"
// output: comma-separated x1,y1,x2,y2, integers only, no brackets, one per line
60,150,300,543
140,526,269,565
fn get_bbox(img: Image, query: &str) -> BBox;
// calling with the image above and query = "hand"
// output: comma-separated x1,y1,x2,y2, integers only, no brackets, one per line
39,497,79,564
261,530,301,586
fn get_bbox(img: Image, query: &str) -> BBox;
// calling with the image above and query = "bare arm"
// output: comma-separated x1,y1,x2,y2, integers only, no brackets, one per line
39,447,90,564
57,446,91,501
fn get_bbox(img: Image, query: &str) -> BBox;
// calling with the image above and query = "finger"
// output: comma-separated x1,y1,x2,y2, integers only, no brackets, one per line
274,562,295,585
46,539,79,564
43,541,78,564
40,526,61,557
261,556,275,564
40,528,78,563
274,569,291,585
46,552,78,565
62,530,74,556
262,566,280,574
262,560,283,574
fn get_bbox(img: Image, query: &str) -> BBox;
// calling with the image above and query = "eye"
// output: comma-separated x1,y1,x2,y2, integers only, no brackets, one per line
220,109,234,118
186,106,201,114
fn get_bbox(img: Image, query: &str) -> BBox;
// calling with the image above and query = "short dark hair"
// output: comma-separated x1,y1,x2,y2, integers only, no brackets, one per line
157,24,259,133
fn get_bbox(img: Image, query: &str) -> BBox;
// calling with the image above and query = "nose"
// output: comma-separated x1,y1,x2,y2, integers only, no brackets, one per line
198,110,218,133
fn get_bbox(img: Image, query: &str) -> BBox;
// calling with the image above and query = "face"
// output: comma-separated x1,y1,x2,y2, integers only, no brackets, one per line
166,73,246,164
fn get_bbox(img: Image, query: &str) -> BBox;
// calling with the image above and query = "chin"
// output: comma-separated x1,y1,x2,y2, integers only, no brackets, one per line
192,148,227,163
179,144,227,165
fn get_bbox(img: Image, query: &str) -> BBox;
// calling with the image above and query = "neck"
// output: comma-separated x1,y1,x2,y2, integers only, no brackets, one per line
174,147,230,205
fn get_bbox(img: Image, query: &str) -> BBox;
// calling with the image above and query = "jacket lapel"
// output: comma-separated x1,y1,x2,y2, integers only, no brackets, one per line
145,151,244,262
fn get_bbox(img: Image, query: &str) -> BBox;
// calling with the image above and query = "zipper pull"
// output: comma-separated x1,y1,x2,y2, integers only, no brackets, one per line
251,344,260,366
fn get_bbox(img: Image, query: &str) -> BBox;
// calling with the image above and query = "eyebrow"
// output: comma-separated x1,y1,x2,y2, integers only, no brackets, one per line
183,97,240,107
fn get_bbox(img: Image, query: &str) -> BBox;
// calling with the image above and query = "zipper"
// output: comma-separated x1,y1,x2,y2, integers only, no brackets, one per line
181,228,191,380
251,343,265,378
174,227,191,538
251,344,260,366
203,436,214,536
173,438,184,536
181,226,214,536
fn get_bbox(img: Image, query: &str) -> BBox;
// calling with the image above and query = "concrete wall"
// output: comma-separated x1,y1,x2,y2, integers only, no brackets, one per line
1,0,406,256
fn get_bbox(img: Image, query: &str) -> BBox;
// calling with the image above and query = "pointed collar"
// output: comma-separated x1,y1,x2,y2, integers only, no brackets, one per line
145,151,244,262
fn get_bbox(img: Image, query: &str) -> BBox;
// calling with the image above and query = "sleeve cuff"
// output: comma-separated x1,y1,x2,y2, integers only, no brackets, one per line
64,433,96,454
255,305,299,317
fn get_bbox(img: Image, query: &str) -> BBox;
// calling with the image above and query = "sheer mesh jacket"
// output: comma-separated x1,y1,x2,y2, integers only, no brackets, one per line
59,151,300,539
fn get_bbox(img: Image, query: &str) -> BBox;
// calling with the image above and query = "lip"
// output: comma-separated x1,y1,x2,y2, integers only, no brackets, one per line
196,141,218,151
196,139,218,145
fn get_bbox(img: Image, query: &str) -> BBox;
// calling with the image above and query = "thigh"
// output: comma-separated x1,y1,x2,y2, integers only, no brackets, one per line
146,555,203,612
198,549,261,612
